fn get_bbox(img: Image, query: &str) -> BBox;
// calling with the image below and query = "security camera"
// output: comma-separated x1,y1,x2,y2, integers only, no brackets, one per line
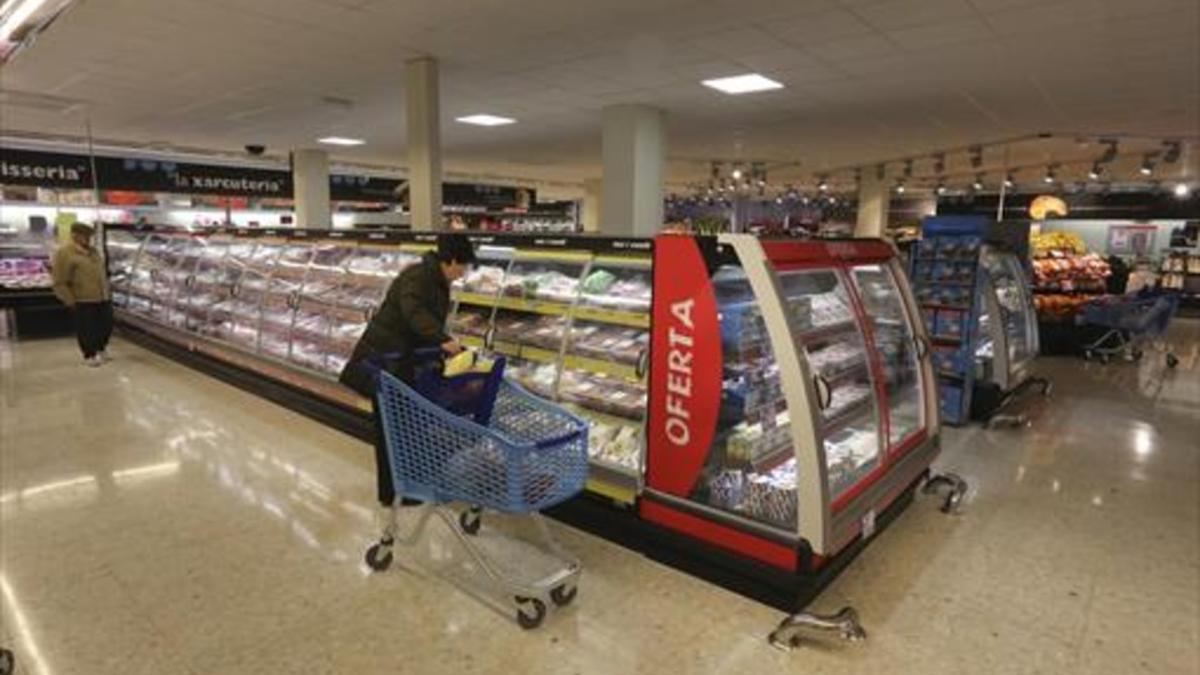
245,144,266,156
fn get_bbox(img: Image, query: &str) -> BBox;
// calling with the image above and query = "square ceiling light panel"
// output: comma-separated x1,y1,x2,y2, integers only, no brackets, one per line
318,137,365,146
456,114,517,127
701,74,785,95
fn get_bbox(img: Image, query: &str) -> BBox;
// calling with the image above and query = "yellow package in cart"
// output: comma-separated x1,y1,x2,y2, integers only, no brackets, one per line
443,350,496,377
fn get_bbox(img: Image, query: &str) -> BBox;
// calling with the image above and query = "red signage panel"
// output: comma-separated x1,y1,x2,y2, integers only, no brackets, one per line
646,236,723,496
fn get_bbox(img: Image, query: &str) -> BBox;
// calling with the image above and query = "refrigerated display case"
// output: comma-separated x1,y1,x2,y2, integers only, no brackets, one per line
106,225,946,612
912,217,1042,424
104,225,653,504
640,234,939,578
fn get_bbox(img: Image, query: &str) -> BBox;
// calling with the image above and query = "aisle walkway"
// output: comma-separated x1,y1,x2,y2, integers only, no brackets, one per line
1,326,1197,675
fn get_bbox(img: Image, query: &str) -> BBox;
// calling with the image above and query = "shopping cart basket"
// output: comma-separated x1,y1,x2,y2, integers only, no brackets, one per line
1079,293,1180,367
363,353,590,629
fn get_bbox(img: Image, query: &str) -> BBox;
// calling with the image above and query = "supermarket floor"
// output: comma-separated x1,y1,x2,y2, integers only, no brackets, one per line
1,326,1198,675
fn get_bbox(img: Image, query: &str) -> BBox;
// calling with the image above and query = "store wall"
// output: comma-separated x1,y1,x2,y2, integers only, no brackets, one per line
1036,220,1188,257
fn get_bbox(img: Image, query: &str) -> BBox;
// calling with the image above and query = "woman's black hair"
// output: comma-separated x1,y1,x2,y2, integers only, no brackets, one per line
436,233,477,265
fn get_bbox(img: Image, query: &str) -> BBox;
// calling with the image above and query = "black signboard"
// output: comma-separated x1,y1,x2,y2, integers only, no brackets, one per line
443,182,535,210
0,148,407,202
98,156,291,197
0,148,94,189
938,191,1200,221
330,174,405,203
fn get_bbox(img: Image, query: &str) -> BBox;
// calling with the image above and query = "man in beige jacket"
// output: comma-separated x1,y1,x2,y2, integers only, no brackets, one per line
52,223,112,366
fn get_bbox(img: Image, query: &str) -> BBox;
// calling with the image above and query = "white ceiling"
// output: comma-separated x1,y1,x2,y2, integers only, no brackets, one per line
1,0,1198,188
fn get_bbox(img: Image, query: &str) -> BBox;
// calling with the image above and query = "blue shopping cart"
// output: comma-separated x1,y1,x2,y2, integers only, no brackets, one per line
1079,293,1180,367
362,349,589,629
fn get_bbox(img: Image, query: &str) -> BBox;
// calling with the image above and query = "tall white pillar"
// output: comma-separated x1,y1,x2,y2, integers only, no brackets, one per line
407,57,442,231
602,104,664,237
292,149,330,229
855,171,888,238
581,178,603,233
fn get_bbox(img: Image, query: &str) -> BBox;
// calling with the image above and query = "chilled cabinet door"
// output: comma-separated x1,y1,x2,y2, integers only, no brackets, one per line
847,264,925,453
776,269,882,501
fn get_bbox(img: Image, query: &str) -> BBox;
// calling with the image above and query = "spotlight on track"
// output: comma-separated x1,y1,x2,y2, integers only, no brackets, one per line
972,174,984,191
1088,163,1102,181
1140,155,1155,176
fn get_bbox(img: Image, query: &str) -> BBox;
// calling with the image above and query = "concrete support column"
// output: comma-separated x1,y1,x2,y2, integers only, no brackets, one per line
854,171,888,238
601,104,664,237
292,149,330,229
407,57,442,231
581,178,603,233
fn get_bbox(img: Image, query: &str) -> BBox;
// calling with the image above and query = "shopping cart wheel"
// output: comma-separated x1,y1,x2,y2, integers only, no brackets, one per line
459,508,482,536
514,596,547,630
0,647,13,675
549,584,577,608
1099,354,1110,364
1084,350,1093,361
365,542,394,572
1166,354,1179,369
1131,347,1144,361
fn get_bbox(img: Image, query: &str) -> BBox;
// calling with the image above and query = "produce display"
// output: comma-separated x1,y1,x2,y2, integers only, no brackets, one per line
1032,251,1110,293
1034,293,1099,319
1031,231,1086,257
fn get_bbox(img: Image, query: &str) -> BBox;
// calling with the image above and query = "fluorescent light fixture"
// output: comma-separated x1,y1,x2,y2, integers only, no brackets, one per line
455,114,516,127
0,0,52,42
701,73,784,95
318,136,365,146
1174,183,1191,198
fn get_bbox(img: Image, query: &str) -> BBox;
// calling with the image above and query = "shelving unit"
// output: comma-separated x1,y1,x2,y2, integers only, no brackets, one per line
447,244,652,500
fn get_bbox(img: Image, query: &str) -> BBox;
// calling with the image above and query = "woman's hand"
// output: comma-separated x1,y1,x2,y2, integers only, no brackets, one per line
441,339,464,355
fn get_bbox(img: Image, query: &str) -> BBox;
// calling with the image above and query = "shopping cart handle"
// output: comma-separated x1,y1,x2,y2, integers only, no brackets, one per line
533,428,584,450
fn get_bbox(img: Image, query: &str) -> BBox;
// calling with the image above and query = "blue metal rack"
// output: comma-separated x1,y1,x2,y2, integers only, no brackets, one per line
910,216,988,425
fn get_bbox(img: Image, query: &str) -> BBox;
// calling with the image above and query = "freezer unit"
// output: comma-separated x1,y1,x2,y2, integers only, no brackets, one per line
640,234,940,570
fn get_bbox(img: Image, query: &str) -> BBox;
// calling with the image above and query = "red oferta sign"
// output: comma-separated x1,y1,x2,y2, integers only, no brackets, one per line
646,236,723,497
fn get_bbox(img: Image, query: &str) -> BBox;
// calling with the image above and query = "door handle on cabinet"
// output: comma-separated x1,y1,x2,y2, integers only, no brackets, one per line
915,335,930,360
813,375,833,410
635,348,649,380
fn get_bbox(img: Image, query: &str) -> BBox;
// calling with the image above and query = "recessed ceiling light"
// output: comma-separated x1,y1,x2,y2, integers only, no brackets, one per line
701,73,784,95
318,136,365,146
456,114,516,127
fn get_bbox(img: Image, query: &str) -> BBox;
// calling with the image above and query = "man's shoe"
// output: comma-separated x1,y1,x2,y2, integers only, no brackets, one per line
85,355,103,367
99,350,112,362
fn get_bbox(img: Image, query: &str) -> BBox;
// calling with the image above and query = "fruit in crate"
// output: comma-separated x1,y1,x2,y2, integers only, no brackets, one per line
1032,232,1086,257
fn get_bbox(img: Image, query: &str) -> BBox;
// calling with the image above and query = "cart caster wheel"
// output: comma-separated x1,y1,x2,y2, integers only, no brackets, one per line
1084,350,1092,361
1131,348,1144,361
1166,354,1179,369
1099,354,1110,365
515,596,547,630
365,542,393,572
459,509,481,536
550,584,577,608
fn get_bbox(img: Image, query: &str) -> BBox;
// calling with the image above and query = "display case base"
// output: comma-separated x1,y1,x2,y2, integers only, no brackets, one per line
547,473,926,614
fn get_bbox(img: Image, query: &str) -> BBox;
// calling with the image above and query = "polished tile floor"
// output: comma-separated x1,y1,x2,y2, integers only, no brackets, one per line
1,326,1198,675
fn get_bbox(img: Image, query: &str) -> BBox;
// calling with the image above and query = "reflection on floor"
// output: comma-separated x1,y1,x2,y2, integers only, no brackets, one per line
1,322,1198,675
